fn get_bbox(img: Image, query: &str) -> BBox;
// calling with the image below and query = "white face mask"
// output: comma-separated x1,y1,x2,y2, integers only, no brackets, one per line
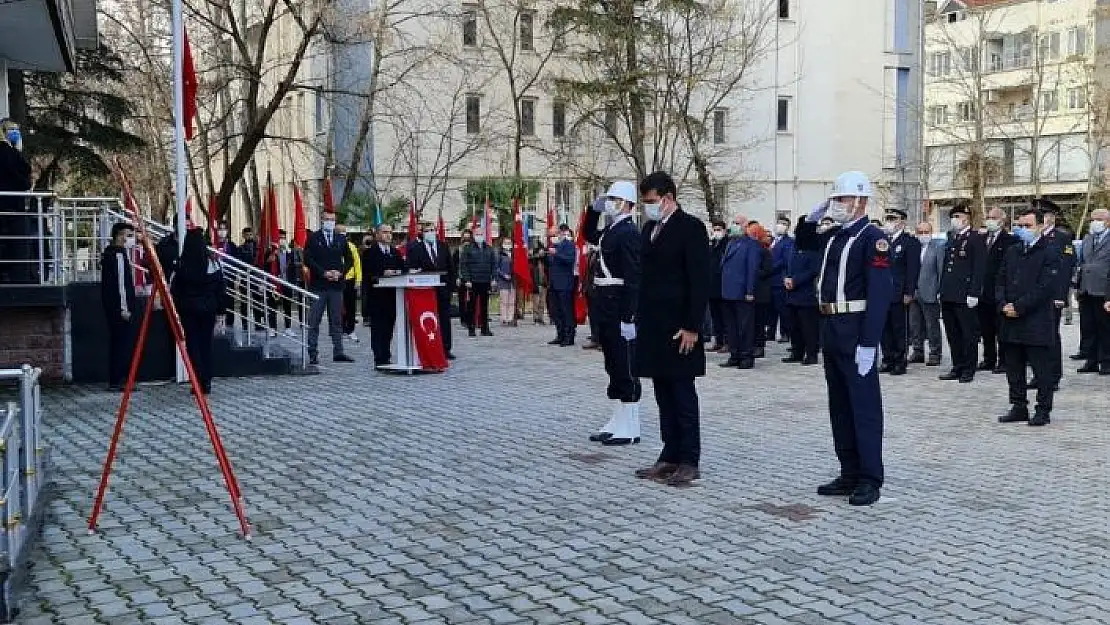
826,200,853,224
883,221,900,235
321,220,335,232
124,235,137,249
985,219,1001,232
773,224,787,236
474,232,486,243
643,202,662,221
502,243,512,251
1091,220,1107,235
217,229,228,238
817,223,834,234
950,217,965,231
917,234,932,245
604,199,620,217
711,230,725,240
423,231,437,244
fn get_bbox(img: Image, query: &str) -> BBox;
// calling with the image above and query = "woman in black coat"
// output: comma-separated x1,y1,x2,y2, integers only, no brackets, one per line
749,225,774,358
173,228,227,395
784,217,822,364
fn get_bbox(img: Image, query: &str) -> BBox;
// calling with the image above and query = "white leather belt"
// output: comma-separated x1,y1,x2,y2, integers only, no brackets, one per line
594,277,625,287
819,300,867,315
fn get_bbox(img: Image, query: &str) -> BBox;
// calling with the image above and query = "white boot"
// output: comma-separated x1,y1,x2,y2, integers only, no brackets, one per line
603,403,641,446
589,402,620,442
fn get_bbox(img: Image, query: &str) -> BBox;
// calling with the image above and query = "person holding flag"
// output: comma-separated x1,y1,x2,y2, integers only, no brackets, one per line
584,181,643,446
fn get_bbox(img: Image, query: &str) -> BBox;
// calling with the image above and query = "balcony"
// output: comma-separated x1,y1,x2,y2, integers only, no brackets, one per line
0,0,97,72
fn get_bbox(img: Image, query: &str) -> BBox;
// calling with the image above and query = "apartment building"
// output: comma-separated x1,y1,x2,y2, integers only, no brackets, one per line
923,0,1102,221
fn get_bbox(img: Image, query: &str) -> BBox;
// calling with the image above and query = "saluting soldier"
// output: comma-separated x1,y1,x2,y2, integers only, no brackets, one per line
878,208,920,376
1030,199,1073,391
811,171,894,507
939,204,987,384
997,207,1062,427
584,181,643,446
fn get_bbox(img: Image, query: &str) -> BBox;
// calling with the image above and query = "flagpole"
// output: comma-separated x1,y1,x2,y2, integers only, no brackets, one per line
172,0,187,254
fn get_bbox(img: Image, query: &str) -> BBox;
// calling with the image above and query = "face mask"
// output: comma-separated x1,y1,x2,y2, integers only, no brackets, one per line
603,199,620,217
826,200,852,224
917,235,932,245
217,229,228,238
1013,226,1037,245
950,217,965,231
728,224,743,236
124,235,137,249
1090,220,1107,235
883,221,899,235
643,202,662,221
985,219,1001,233
562,234,572,242
774,224,787,236
817,224,833,234
474,232,486,243
711,230,724,240
6,129,21,147
503,243,513,251
423,231,437,244
321,220,335,232
279,238,288,247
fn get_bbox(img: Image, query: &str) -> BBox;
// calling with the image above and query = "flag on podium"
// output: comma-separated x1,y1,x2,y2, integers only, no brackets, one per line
405,289,449,371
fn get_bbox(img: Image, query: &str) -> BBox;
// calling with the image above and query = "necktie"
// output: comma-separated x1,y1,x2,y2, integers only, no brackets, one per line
651,220,665,242
325,233,331,247
429,243,436,264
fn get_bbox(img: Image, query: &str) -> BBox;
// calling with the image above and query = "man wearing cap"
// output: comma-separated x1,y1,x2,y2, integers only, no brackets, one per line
1031,198,1073,390
584,181,642,446
808,171,893,506
304,210,356,364
939,203,987,384
878,208,920,376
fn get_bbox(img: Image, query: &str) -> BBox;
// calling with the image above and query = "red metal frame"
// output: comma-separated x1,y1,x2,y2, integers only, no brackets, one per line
87,164,251,539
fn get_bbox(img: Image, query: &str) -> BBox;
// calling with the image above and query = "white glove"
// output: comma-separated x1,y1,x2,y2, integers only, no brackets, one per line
806,200,830,222
620,322,637,341
855,346,876,377
591,196,607,213
967,296,979,308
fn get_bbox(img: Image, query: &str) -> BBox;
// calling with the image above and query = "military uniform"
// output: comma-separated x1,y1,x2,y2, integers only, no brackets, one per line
878,210,920,375
939,211,987,383
997,235,1061,426
1040,225,1074,387
817,213,893,502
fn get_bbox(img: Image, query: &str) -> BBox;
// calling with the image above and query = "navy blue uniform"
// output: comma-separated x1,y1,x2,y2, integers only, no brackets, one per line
880,231,921,369
939,228,987,379
997,237,1061,418
767,235,794,340
1041,227,1075,385
584,211,642,402
785,246,820,361
548,239,578,343
817,218,893,488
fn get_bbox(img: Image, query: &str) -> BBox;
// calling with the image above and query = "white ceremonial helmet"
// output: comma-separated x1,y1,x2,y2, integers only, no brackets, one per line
828,171,873,199
605,181,638,205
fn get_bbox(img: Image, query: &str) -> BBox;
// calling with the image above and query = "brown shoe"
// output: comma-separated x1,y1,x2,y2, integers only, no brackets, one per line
634,462,678,480
663,464,700,487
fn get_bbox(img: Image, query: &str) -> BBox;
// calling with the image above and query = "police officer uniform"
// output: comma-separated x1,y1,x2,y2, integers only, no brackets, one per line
997,222,1062,426
1032,199,1074,390
584,182,643,446
878,208,920,375
939,205,987,383
813,172,894,507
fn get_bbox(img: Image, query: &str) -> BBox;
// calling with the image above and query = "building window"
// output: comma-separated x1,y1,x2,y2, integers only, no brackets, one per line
928,52,951,76
1040,89,1059,113
466,94,481,133
552,100,566,138
712,183,728,208
1067,87,1087,110
462,6,478,47
957,101,975,123
553,181,572,217
520,98,536,136
929,105,949,126
712,109,726,144
1038,32,1060,62
604,106,618,135
778,0,789,19
776,97,791,132
520,11,534,51
314,91,325,135
1067,26,1087,57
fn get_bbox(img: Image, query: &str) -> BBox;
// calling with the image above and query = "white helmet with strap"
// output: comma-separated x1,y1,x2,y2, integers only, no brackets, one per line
829,171,873,199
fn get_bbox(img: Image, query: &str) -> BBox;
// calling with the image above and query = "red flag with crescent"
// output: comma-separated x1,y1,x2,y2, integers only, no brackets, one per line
511,198,533,294
405,288,449,371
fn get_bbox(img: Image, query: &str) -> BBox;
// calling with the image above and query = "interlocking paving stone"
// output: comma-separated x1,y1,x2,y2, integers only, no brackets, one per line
13,321,1110,623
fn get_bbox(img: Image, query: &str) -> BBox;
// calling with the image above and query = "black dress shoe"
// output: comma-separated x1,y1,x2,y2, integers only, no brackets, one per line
719,359,740,368
1027,377,1039,387
589,432,613,442
601,436,640,446
1070,353,1088,361
736,359,755,369
1029,413,1051,427
753,347,765,359
908,353,925,364
447,353,456,360
1077,364,1100,374
1101,368,1110,376
468,328,477,337
848,483,881,506
890,364,907,376
938,370,961,381
977,361,994,371
334,354,354,363
561,340,575,347
801,356,819,366
481,328,494,336
782,355,802,363
998,408,1029,423
879,363,893,374
308,355,319,365
548,338,563,345
926,357,941,366
992,366,1006,374
817,477,856,496
958,374,974,383
777,336,790,343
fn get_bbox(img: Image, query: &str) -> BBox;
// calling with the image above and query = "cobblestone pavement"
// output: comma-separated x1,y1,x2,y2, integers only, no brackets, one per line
16,319,1110,624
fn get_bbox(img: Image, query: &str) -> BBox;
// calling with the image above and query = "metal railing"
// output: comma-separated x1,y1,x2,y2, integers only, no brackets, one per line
0,366,47,605
0,191,318,368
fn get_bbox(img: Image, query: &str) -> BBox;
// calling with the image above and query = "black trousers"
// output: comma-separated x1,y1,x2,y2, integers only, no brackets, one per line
754,303,771,348
1050,307,1063,383
458,284,473,329
368,293,397,365
550,288,575,341
941,302,979,375
435,286,453,354
342,279,358,334
653,377,700,467
593,293,641,401
1078,294,1110,367
978,300,1003,367
769,288,790,339
788,304,820,360
726,300,755,361
1004,342,1054,415
107,316,137,387
469,282,492,330
708,298,727,347
182,312,216,392
362,282,372,324
880,302,909,365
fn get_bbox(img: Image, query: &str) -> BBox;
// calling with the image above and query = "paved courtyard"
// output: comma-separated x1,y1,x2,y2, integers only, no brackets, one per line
15,320,1110,624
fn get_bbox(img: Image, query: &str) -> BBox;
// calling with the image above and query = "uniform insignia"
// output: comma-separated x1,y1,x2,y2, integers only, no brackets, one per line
875,239,890,253
1065,245,1074,255
872,238,890,268
895,245,902,254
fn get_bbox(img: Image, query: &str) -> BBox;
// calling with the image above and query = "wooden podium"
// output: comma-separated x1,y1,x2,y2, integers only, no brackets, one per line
374,272,444,374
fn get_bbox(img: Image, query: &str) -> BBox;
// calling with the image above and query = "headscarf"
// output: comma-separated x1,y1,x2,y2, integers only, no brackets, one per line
747,223,771,249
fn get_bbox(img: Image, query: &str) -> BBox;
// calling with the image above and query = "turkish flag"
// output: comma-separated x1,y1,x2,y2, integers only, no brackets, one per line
408,199,419,243
292,183,307,248
574,208,589,325
511,198,533,294
405,288,448,372
436,210,447,241
183,31,198,141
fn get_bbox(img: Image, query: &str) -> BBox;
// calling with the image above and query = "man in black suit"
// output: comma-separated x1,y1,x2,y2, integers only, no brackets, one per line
878,208,920,376
1032,199,1074,390
707,221,729,352
979,207,1015,374
407,222,456,360
632,171,711,488
364,224,405,365
939,204,987,383
303,210,355,365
